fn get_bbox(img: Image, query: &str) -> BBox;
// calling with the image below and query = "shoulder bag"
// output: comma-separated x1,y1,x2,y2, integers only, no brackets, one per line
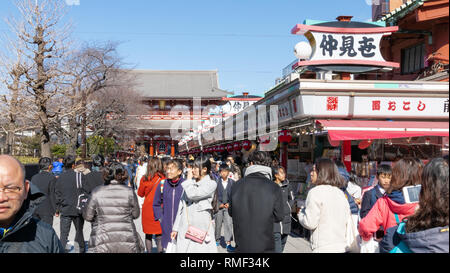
184,200,212,244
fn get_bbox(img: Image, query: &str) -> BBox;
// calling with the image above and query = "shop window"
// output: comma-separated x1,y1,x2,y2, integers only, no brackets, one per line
401,43,425,74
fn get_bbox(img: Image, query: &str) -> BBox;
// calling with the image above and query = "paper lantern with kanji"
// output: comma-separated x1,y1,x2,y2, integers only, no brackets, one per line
226,143,234,153
279,130,292,143
233,141,242,151
242,140,252,151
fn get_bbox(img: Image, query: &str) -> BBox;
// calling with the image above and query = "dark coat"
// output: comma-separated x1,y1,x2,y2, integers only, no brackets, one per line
83,180,144,253
216,178,234,205
55,169,85,216
0,184,64,253
153,177,185,250
380,224,449,253
229,172,284,253
360,186,384,219
84,170,105,194
30,171,57,217
273,180,295,235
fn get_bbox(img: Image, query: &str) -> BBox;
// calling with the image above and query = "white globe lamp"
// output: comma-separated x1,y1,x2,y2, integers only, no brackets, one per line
294,41,312,60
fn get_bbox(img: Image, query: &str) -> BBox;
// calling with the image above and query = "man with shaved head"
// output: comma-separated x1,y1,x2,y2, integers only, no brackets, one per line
0,155,63,253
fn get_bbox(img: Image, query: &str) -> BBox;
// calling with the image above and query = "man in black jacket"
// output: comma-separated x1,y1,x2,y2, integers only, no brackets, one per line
55,155,86,253
31,157,57,226
229,151,283,253
84,155,105,194
0,155,63,253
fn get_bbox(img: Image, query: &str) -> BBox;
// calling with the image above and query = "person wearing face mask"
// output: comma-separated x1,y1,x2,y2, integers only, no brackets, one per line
153,159,185,252
170,155,218,253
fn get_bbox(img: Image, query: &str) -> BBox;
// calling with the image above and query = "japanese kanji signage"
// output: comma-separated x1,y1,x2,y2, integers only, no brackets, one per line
291,23,400,69
313,32,384,62
292,95,449,120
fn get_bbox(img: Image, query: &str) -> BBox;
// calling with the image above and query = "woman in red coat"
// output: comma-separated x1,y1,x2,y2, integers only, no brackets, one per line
138,157,165,253
359,158,422,242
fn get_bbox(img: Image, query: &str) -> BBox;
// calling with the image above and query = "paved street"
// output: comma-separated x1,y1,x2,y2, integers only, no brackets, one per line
52,194,312,254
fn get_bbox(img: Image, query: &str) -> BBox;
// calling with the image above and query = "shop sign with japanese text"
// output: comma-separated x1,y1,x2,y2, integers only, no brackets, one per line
291,23,399,68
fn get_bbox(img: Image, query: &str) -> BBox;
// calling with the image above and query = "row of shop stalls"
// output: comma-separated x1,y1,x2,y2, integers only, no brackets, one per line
179,78,449,197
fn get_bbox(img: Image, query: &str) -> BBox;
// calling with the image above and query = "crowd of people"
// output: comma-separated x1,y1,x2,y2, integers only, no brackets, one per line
0,150,448,253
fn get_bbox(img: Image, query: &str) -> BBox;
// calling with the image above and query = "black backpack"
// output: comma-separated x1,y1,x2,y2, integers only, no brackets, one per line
75,172,90,215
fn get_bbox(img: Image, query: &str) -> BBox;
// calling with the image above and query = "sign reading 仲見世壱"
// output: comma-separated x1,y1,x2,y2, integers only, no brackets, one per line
291,22,400,69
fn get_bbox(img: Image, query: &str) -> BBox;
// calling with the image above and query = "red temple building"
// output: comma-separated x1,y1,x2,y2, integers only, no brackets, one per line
126,70,232,156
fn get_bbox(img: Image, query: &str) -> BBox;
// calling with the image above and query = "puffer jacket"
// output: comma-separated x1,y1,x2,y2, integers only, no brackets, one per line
380,223,449,253
0,184,63,253
83,180,145,253
358,192,418,241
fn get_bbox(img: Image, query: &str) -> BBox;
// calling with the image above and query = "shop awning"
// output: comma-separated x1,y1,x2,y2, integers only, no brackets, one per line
316,120,450,141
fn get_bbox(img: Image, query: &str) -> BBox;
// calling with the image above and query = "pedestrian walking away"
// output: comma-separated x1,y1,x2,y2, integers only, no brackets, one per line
31,157,57,226
0,155,63,253
229,151,284,253
83,162,144,253
54,155,87,253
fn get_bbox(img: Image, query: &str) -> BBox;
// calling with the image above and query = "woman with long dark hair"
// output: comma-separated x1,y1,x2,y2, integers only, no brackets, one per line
297,158,351,253
83,162,144,253
380,158,449,253
170,155,218,253
138,157,165,253
358,158,422,243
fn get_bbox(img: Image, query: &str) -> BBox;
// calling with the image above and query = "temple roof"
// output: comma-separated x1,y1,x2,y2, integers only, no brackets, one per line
129,70,233,99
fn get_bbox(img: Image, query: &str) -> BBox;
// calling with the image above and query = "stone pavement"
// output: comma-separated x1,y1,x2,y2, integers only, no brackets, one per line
52,195,312,254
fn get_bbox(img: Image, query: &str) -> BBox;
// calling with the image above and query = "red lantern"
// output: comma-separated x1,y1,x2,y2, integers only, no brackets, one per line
233,141,242,151
358,140,372,150
242,140,251,151
219,145,225,152
279,130,292,143
226,143,234,153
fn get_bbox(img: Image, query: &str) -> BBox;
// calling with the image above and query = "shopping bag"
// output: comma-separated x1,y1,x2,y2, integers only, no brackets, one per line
360,237,380,253
166,239,177,253
345,214,361,253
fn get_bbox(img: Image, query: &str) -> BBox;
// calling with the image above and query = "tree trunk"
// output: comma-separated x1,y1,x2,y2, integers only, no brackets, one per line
80,93,87,159
66,117,78,156
6,131,14,155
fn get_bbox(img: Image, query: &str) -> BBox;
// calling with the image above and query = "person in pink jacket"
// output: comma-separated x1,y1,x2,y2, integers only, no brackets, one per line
358,158,423,242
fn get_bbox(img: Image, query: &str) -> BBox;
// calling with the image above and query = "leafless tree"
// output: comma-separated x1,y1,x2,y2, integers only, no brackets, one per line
5,0,73,157
0,38,37,155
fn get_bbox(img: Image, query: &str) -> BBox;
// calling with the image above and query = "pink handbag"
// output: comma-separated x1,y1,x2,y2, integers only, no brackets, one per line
184,201,212,244
185,225,208,244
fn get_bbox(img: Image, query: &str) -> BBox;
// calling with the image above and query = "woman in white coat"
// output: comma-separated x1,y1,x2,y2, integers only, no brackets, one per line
170,156,218,253
297,158,351,253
